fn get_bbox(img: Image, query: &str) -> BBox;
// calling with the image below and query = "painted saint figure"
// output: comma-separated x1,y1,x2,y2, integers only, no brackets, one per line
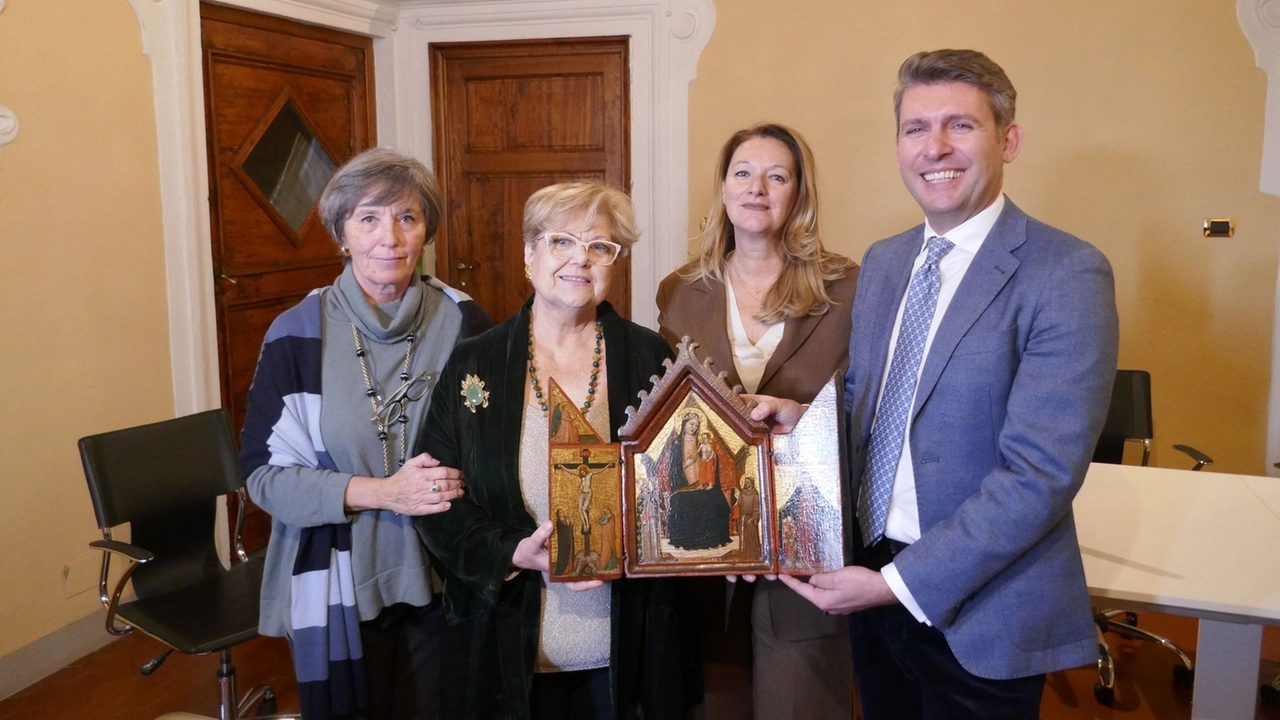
597,508,618,570
736,476,762,560
639,476,663,561
553,509,574,575
549,400,580,444
661,412,733,550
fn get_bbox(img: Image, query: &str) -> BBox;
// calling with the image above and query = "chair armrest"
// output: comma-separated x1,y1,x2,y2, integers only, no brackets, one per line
90,539,155,563
1172,444,1214,471
89,539,153,636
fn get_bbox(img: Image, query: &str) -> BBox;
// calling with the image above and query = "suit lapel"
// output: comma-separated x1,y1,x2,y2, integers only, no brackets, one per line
689,279,743,389
758,311,819,392
860,230,923,435
912,203,1026,417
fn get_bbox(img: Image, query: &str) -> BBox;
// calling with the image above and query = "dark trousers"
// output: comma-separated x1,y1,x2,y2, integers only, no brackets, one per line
531,667,612,720
358,601,442,720
848,540,1045,720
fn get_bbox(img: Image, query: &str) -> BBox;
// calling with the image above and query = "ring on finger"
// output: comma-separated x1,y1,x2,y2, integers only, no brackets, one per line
430,484,441,493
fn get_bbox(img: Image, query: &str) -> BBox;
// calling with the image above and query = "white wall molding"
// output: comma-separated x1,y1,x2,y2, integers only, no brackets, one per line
211,0,399,35
128,0,220,417
1239,0,1280,475
396,0,715,328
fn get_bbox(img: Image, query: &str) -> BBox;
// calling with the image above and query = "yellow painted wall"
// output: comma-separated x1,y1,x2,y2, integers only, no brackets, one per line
0,1,172,656
689,0,1280,475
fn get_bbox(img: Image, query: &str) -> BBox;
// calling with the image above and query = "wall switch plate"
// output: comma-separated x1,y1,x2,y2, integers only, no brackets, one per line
1204,218,1235,237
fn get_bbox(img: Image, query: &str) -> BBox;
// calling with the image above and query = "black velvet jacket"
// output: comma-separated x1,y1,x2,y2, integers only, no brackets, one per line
414,298,702,720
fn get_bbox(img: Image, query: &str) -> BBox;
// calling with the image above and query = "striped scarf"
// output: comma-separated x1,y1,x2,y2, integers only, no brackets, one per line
291,523,369,717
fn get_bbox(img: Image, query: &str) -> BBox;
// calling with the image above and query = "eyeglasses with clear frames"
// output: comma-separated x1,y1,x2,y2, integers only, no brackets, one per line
539,231,623,265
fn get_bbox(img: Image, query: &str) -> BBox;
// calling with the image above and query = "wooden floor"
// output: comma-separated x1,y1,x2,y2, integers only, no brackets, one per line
2,613,1278,719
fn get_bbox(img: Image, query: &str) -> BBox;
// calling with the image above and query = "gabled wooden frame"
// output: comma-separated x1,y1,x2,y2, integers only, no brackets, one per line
619,338,774,576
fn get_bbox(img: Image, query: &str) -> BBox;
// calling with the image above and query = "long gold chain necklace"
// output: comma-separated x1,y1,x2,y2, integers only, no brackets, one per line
352,324,415,476
527,319,603,416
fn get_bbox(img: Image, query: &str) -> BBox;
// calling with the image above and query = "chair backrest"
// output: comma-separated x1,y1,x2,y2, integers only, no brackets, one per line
1092,369,1153,465
78,408,241,599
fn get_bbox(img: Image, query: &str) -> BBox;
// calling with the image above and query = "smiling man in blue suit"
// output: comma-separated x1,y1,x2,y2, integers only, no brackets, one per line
775,49,1120,718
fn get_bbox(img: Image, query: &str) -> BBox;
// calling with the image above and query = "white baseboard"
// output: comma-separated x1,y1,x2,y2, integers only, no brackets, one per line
0,609,117,701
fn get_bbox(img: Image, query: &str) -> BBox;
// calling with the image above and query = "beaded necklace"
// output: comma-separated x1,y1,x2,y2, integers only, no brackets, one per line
351,324,415,476
528,319,603,416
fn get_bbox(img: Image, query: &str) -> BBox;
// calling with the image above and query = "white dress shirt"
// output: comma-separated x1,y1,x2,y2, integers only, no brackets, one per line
876,194,1006,624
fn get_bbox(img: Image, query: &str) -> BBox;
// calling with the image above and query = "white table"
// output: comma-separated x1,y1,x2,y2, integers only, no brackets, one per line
1074,462,1280,719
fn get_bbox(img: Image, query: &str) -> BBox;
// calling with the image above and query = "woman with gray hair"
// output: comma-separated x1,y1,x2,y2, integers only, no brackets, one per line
240,147,491,719
415,181,702,719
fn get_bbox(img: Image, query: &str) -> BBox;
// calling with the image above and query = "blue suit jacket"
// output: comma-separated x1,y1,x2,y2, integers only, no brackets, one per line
844,200,1119,679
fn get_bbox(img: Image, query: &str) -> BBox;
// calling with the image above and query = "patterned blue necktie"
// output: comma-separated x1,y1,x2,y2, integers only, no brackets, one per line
858,236,955,546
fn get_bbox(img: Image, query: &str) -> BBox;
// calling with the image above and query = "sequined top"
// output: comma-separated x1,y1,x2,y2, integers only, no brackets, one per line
518,396,612,673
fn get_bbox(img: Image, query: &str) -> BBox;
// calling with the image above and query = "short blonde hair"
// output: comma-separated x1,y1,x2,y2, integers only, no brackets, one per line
522,181,640,249
683,123,852,324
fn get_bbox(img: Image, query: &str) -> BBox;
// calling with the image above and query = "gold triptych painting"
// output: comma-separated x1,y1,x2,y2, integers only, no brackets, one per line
546,339,845,581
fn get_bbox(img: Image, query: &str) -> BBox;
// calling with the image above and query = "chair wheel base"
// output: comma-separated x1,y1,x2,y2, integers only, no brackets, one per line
1094,683,1115,706
1173,665,1195,687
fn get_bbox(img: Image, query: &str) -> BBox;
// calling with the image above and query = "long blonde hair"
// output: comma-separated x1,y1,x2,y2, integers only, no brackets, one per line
682,123,852,324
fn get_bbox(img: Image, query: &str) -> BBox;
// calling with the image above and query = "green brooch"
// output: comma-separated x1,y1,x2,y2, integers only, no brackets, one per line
461,374,490,413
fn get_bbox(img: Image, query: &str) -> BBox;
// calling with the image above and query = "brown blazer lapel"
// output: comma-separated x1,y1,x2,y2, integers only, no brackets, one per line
757,311,821,392
687,279,743,389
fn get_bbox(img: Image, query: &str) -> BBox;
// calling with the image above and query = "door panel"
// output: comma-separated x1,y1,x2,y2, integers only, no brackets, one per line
201,2,375,553
433,38,630,323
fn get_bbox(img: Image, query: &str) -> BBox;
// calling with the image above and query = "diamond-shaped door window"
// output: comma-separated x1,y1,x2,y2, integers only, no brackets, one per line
241,100,337,233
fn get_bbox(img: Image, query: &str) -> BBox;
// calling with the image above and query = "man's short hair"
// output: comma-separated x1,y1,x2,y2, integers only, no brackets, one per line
894,49,1017,131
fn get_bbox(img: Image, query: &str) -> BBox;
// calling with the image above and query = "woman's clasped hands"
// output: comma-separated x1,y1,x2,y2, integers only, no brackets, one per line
346,452,465,516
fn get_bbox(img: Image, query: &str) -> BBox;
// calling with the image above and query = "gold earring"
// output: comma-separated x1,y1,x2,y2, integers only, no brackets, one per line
524,263,532,281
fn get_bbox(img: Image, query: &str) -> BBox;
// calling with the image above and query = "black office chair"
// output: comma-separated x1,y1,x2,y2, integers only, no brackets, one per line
1089,369,1211,706
78,408,296,719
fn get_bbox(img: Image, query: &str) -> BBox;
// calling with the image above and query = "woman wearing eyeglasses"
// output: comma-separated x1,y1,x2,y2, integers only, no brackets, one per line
239,147,491,719
414,181,702,719
656,123,858,719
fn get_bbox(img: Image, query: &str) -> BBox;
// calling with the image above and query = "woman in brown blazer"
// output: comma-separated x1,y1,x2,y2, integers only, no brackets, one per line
656,123,858,719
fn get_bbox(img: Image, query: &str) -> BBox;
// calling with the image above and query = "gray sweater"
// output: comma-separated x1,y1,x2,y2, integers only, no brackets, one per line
244,265,475,637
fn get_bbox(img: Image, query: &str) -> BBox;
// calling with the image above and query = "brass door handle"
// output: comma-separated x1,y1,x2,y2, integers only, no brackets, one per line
455,260,478,287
